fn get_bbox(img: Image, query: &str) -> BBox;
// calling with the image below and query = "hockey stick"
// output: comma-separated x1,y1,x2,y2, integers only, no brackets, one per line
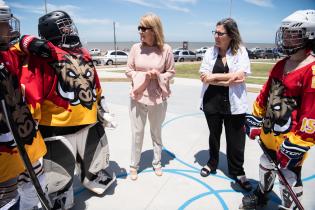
0,98,51,210
255,136,304,210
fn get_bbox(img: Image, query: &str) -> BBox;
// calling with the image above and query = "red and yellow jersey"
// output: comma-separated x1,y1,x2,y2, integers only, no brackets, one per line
253,56,315,151
19,36,102,127
0,49,46,183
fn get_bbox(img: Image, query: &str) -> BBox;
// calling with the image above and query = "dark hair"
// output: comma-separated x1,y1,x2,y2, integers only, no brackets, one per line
216,18,242,55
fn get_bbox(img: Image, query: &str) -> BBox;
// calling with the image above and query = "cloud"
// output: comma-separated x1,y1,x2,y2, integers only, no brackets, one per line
168,0,198,3
244,0,274,8
120,0,196,12
163,3,190,13
10,2,112,26
122,0,160,8
9,2,45,14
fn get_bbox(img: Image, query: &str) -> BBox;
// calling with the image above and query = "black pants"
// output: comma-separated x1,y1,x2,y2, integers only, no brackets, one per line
204,113,246,177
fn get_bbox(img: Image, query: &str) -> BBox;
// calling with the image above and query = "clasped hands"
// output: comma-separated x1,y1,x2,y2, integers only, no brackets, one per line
145,69,160,80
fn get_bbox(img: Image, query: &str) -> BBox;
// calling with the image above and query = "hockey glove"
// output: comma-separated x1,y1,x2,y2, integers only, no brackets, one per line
245,114,263,140
277,139,309,169
20,35,52,58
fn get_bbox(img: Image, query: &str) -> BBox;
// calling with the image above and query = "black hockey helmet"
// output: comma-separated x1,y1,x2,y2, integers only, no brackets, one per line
38,10,81,48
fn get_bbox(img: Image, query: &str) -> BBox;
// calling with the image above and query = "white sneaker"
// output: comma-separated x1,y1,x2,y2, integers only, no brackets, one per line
83,170,116,194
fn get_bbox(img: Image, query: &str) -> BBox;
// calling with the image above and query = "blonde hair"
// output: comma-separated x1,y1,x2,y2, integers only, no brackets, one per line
140,13,164,50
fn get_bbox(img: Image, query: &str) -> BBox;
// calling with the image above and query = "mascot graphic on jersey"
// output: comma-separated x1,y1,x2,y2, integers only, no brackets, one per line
0,63,37,149
50,54,96,109
263,79,297,135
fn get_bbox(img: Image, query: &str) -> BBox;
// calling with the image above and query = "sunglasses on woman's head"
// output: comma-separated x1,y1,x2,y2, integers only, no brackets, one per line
138,26,152,32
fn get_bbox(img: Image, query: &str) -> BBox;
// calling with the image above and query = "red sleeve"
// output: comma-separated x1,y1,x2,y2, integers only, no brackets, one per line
19,35,57,59
289,63,315,147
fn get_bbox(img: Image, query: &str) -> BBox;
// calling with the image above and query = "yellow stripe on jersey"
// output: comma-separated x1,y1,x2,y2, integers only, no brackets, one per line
0,131,46,182
28,103,42,122
312,76,315,89
252,101,266,118
39,100,98,126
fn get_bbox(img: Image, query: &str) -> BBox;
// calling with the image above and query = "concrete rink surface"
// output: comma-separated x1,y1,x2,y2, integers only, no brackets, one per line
72,78,315,210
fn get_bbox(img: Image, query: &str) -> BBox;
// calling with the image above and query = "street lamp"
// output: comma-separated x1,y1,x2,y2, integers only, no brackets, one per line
229,0,232,17
44,0,47,14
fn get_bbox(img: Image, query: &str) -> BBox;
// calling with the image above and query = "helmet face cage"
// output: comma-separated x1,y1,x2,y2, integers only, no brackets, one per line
56,17,79,45
0,16,20,51
38,11,81,49
9,16,20,44
56,18,81,48
276,27,307,55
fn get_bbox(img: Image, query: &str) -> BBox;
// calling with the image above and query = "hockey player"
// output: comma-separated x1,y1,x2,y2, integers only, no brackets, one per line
19,10,115,209
240,10,315,209
0,2,48,209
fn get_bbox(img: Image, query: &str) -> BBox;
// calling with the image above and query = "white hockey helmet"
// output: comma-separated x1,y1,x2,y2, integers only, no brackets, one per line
275,10,315,55
0,1,20,51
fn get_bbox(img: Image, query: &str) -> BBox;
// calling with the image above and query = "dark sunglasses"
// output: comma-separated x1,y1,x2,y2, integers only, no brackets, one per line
138,26,152,32
212,31,228,37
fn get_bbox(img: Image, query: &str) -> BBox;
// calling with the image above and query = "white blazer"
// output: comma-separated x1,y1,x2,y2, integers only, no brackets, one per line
199,45,251,114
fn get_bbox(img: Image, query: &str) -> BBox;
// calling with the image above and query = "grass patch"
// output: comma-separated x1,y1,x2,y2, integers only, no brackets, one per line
246,77,267,84
174,62,273,84
250,63,274,77
106,61,275,85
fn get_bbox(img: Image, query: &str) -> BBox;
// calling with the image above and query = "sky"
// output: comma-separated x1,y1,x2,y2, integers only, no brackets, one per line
6,0,315,44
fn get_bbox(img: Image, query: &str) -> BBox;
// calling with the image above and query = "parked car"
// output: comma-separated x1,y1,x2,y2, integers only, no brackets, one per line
92,50,128,65
195,47,209,54
89,48,101,56
246,48,255,59
173,50,202,62
251,49,265,59
195,49,207,60
251,49,280,59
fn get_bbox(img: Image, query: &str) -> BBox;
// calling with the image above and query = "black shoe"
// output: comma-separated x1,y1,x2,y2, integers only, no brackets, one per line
200,165,216,177
239,187,268,209
235,175,253,192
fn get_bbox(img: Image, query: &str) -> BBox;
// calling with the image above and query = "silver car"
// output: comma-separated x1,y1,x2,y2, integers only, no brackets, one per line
93,50,129,65
173,50,202,62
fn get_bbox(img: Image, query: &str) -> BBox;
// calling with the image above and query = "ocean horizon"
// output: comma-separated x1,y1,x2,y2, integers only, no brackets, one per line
84,41,276,52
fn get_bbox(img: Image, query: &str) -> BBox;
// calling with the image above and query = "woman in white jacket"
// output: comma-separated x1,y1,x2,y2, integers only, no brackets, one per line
199,17,252,191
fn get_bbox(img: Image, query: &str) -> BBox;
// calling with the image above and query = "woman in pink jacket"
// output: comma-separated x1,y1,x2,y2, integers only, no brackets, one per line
126,13,175,181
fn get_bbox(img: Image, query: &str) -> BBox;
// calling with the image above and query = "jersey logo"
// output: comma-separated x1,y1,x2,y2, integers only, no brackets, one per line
263,79,297,135
301,117,315,134
50,54,96,110
0,63,37,147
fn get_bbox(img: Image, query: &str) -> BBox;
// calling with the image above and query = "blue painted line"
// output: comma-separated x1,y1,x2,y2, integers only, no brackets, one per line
162,112,203,128
302,174,315,182
73,111,315,210
163,147,200,171
166,170,229,210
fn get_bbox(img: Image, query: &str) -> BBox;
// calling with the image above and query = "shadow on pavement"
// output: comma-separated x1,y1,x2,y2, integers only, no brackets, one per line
138,149,175,172
194,149,229,176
